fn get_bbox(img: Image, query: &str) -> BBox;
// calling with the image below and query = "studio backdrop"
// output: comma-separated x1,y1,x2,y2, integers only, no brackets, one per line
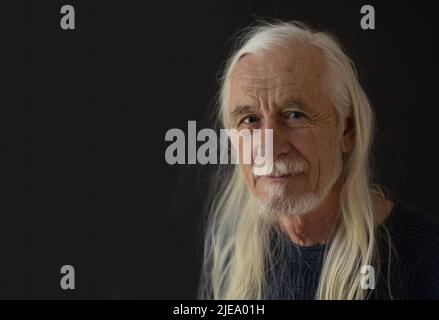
2,0,437,298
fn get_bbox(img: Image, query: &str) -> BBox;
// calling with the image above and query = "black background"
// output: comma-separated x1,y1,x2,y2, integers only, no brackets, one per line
1,0,437,298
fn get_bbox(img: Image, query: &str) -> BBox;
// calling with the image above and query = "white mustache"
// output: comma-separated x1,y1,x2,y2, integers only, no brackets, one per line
252,158,308,177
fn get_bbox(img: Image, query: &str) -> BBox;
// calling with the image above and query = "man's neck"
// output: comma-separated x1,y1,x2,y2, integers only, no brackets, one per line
279,184,342,247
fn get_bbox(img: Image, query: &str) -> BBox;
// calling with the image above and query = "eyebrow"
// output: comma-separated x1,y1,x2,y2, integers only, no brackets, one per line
230,98,312,119
230,105,259,119
281,98,312,113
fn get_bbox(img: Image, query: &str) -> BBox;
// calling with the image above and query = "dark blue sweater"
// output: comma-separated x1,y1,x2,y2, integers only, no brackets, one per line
198,201,439,299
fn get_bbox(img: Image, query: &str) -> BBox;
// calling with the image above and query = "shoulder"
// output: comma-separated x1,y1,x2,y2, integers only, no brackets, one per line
385,201,439,251
383,200,439,299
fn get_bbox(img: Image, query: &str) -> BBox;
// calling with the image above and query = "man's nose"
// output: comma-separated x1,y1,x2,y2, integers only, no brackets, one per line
262,118,292,159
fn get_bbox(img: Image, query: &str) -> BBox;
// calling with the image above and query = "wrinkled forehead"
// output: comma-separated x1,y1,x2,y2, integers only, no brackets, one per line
229,44,327,109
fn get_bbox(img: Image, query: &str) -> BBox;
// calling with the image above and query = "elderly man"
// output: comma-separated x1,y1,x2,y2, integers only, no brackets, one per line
198,21,439,300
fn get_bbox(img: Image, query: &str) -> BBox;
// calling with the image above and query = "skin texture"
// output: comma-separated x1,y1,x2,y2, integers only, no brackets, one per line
229,44,393,246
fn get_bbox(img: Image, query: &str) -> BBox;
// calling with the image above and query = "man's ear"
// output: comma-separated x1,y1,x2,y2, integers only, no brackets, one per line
341,111,355,153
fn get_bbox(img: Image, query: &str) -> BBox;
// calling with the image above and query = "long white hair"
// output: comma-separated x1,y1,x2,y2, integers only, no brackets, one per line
202,21,387,300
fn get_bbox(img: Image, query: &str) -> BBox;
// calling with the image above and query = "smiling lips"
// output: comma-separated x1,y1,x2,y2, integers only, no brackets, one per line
257,172,306,183
253,158,308,182
264,174,291,181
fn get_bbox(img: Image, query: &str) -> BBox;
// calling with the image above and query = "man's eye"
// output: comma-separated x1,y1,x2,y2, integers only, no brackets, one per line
241,116,259,125
286,111,305,120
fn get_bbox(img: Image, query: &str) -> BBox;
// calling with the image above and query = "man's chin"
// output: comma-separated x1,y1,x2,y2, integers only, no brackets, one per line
254,191,323,220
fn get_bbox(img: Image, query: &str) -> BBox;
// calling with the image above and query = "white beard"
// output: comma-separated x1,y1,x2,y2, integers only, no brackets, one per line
255,155,342,220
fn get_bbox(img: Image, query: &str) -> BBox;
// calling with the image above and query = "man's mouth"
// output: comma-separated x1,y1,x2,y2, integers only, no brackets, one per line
267,173,291,179
257,173,292,182
253,160,308,182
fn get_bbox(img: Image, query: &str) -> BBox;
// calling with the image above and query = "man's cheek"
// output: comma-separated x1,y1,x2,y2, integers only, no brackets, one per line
300,128,321,189
240,164,251,182
231,133,253,165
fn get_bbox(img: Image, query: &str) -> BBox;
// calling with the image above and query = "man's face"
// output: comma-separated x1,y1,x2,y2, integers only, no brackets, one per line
229,44,346,216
